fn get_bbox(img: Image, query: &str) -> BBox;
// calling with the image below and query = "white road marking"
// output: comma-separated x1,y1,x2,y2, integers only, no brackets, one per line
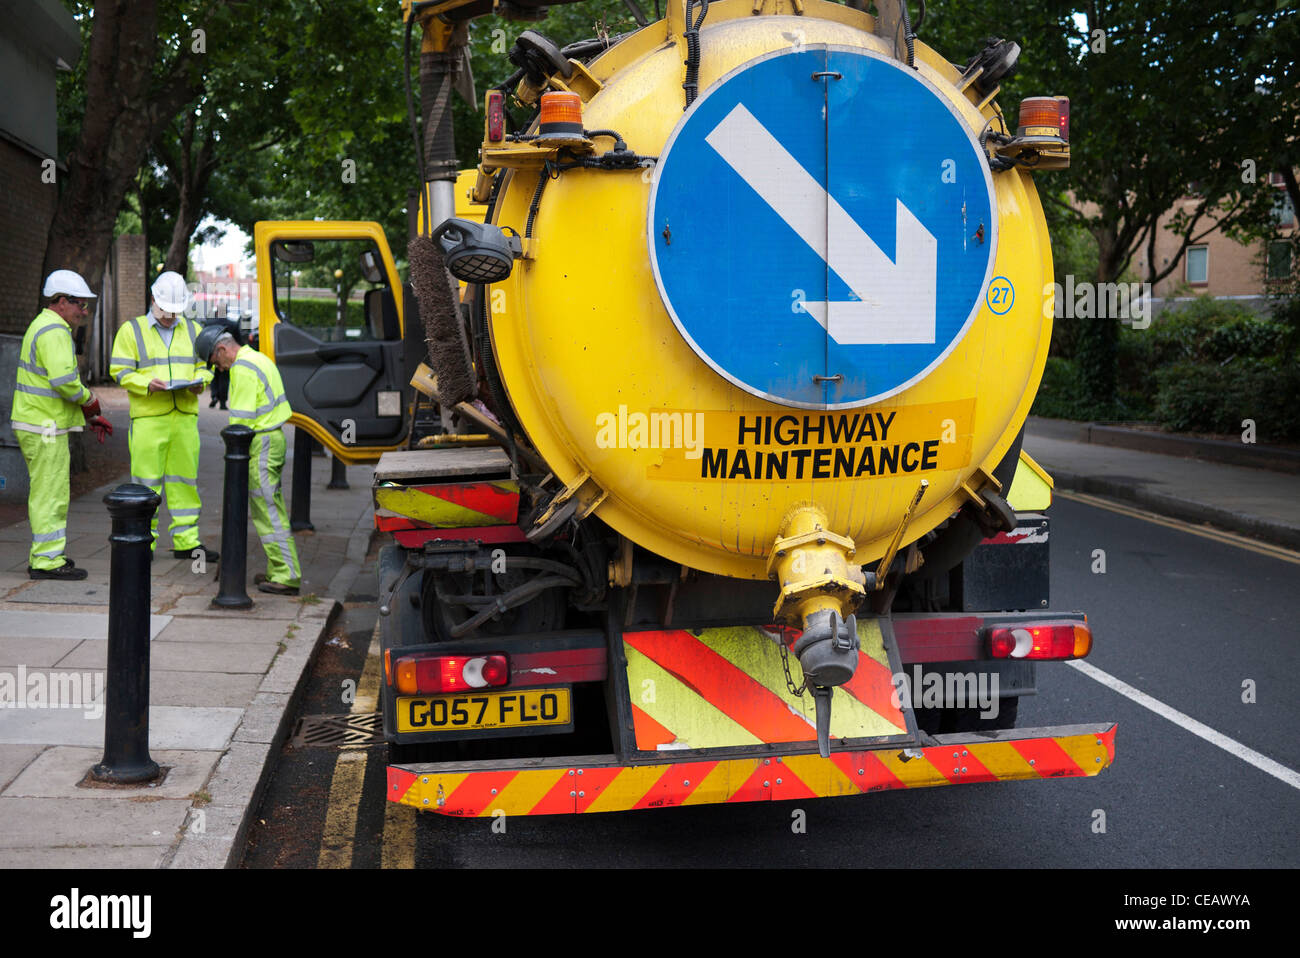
704,103,938,345
1067,659,1300,791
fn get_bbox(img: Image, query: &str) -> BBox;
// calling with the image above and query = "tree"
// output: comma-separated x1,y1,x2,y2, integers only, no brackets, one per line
922,1,1296,410
45,0,231,290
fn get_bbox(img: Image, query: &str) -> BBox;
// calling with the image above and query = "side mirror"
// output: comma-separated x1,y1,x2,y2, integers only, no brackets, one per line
271,240,315,264
359,249,384,284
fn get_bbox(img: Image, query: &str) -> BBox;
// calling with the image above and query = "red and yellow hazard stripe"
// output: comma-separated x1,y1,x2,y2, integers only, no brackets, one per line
388,724,1117,815
374,480,519,529
623,625,908,751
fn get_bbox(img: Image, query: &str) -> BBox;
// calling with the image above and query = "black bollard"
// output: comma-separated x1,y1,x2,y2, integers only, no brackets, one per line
213,424,254,609
92,483,162,784
327,454,349,490
290,426,314,532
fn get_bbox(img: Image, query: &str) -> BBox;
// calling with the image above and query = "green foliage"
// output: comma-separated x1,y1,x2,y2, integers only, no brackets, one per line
1038,295,1299,437
275,297,351,329
922,0,1297,411
1154,360,1300,441
1030,356,1090,420
1030,353,1151,421
1147,298,1291,365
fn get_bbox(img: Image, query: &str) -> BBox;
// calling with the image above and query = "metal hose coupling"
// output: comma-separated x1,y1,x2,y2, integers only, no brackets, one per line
792,608,859,688
768,505,869,756
793,608,859,759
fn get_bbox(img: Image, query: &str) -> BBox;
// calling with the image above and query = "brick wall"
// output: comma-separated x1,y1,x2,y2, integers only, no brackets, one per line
0,138,57,336
112,233,147,335
1134,197,1275,299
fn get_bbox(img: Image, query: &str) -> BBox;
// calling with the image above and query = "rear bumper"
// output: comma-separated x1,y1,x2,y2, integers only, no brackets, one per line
388,722,1117,816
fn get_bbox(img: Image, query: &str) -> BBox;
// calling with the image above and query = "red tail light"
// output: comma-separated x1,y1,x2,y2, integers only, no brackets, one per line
393,654,510,694
988,623,1091,660
486,90,505,144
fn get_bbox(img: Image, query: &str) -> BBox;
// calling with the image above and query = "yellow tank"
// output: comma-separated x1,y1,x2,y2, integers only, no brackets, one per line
487,0,1053,586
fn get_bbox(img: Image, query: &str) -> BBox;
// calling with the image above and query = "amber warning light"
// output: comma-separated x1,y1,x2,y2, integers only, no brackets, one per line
1017,96,1070,142
538,91,584,139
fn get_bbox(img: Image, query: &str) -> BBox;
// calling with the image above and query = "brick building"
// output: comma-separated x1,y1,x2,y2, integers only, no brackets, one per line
1134,173,1297,312
0,0,80,337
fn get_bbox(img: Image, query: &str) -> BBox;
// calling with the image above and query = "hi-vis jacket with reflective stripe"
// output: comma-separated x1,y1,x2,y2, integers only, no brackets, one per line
109,313,213,418
11,308,92,433
229,345,291,433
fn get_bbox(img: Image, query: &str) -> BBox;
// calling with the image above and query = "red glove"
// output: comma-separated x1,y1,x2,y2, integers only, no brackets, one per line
81,395,102,420
87,415,113,443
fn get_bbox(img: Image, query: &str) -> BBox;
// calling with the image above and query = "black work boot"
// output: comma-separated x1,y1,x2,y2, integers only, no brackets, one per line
29,560,88,581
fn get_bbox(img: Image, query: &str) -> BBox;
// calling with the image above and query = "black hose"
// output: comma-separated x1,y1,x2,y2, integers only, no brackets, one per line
898,0,916,69
555,540,600,598
682,0,709,108
449,575,572,638
524,166,550,238
584,129,628,150
496,67,525,93
561,34,634,60
403,15,425,184
980,123,1015,171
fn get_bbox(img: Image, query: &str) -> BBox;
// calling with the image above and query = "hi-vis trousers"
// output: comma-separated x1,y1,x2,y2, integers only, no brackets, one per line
128,409,202,553
16,430,70,570
250,429,301,586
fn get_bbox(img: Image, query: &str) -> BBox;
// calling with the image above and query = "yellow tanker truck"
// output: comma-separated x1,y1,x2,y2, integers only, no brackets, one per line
255,0,1113,816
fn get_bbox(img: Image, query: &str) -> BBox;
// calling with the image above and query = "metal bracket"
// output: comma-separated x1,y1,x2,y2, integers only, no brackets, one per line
874,479,927,589
527,470,607,541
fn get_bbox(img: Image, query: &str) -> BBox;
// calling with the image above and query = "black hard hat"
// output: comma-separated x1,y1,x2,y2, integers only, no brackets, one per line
194,323,229,365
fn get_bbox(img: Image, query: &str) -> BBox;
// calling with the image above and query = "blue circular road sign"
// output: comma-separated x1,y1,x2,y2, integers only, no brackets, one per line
649,46,997,408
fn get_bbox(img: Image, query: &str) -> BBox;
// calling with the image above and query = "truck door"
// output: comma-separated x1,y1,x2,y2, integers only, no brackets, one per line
253,221,417,464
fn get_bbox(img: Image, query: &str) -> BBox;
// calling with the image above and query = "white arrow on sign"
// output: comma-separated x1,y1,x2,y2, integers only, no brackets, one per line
704,103,938,346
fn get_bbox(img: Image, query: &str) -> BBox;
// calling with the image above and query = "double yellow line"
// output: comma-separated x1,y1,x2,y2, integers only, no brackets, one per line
317,625,417,869
1056,490,1300,566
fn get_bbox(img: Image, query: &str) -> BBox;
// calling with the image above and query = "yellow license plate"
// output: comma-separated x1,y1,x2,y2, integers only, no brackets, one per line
397,688,571,733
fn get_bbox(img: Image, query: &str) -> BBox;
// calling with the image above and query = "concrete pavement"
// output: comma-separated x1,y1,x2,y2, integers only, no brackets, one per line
1024,420,1300,551
0,387,374,868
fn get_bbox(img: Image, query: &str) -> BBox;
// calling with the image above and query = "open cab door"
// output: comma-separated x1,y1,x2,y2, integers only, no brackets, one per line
254,221,422,464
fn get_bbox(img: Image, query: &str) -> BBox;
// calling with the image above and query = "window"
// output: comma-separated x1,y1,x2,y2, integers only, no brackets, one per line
1268,241,1293,281
1185,245,1209,284
1271,191,1297,229
270,238,396,343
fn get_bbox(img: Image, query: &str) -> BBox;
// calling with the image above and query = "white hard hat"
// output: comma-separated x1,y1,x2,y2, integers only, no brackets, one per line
42,269,96,299
151,271,192,313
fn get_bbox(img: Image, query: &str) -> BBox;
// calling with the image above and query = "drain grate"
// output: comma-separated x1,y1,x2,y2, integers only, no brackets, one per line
291,712,385,748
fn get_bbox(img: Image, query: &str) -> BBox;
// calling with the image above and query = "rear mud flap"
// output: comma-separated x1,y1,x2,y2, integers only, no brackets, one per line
618,622,919,754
